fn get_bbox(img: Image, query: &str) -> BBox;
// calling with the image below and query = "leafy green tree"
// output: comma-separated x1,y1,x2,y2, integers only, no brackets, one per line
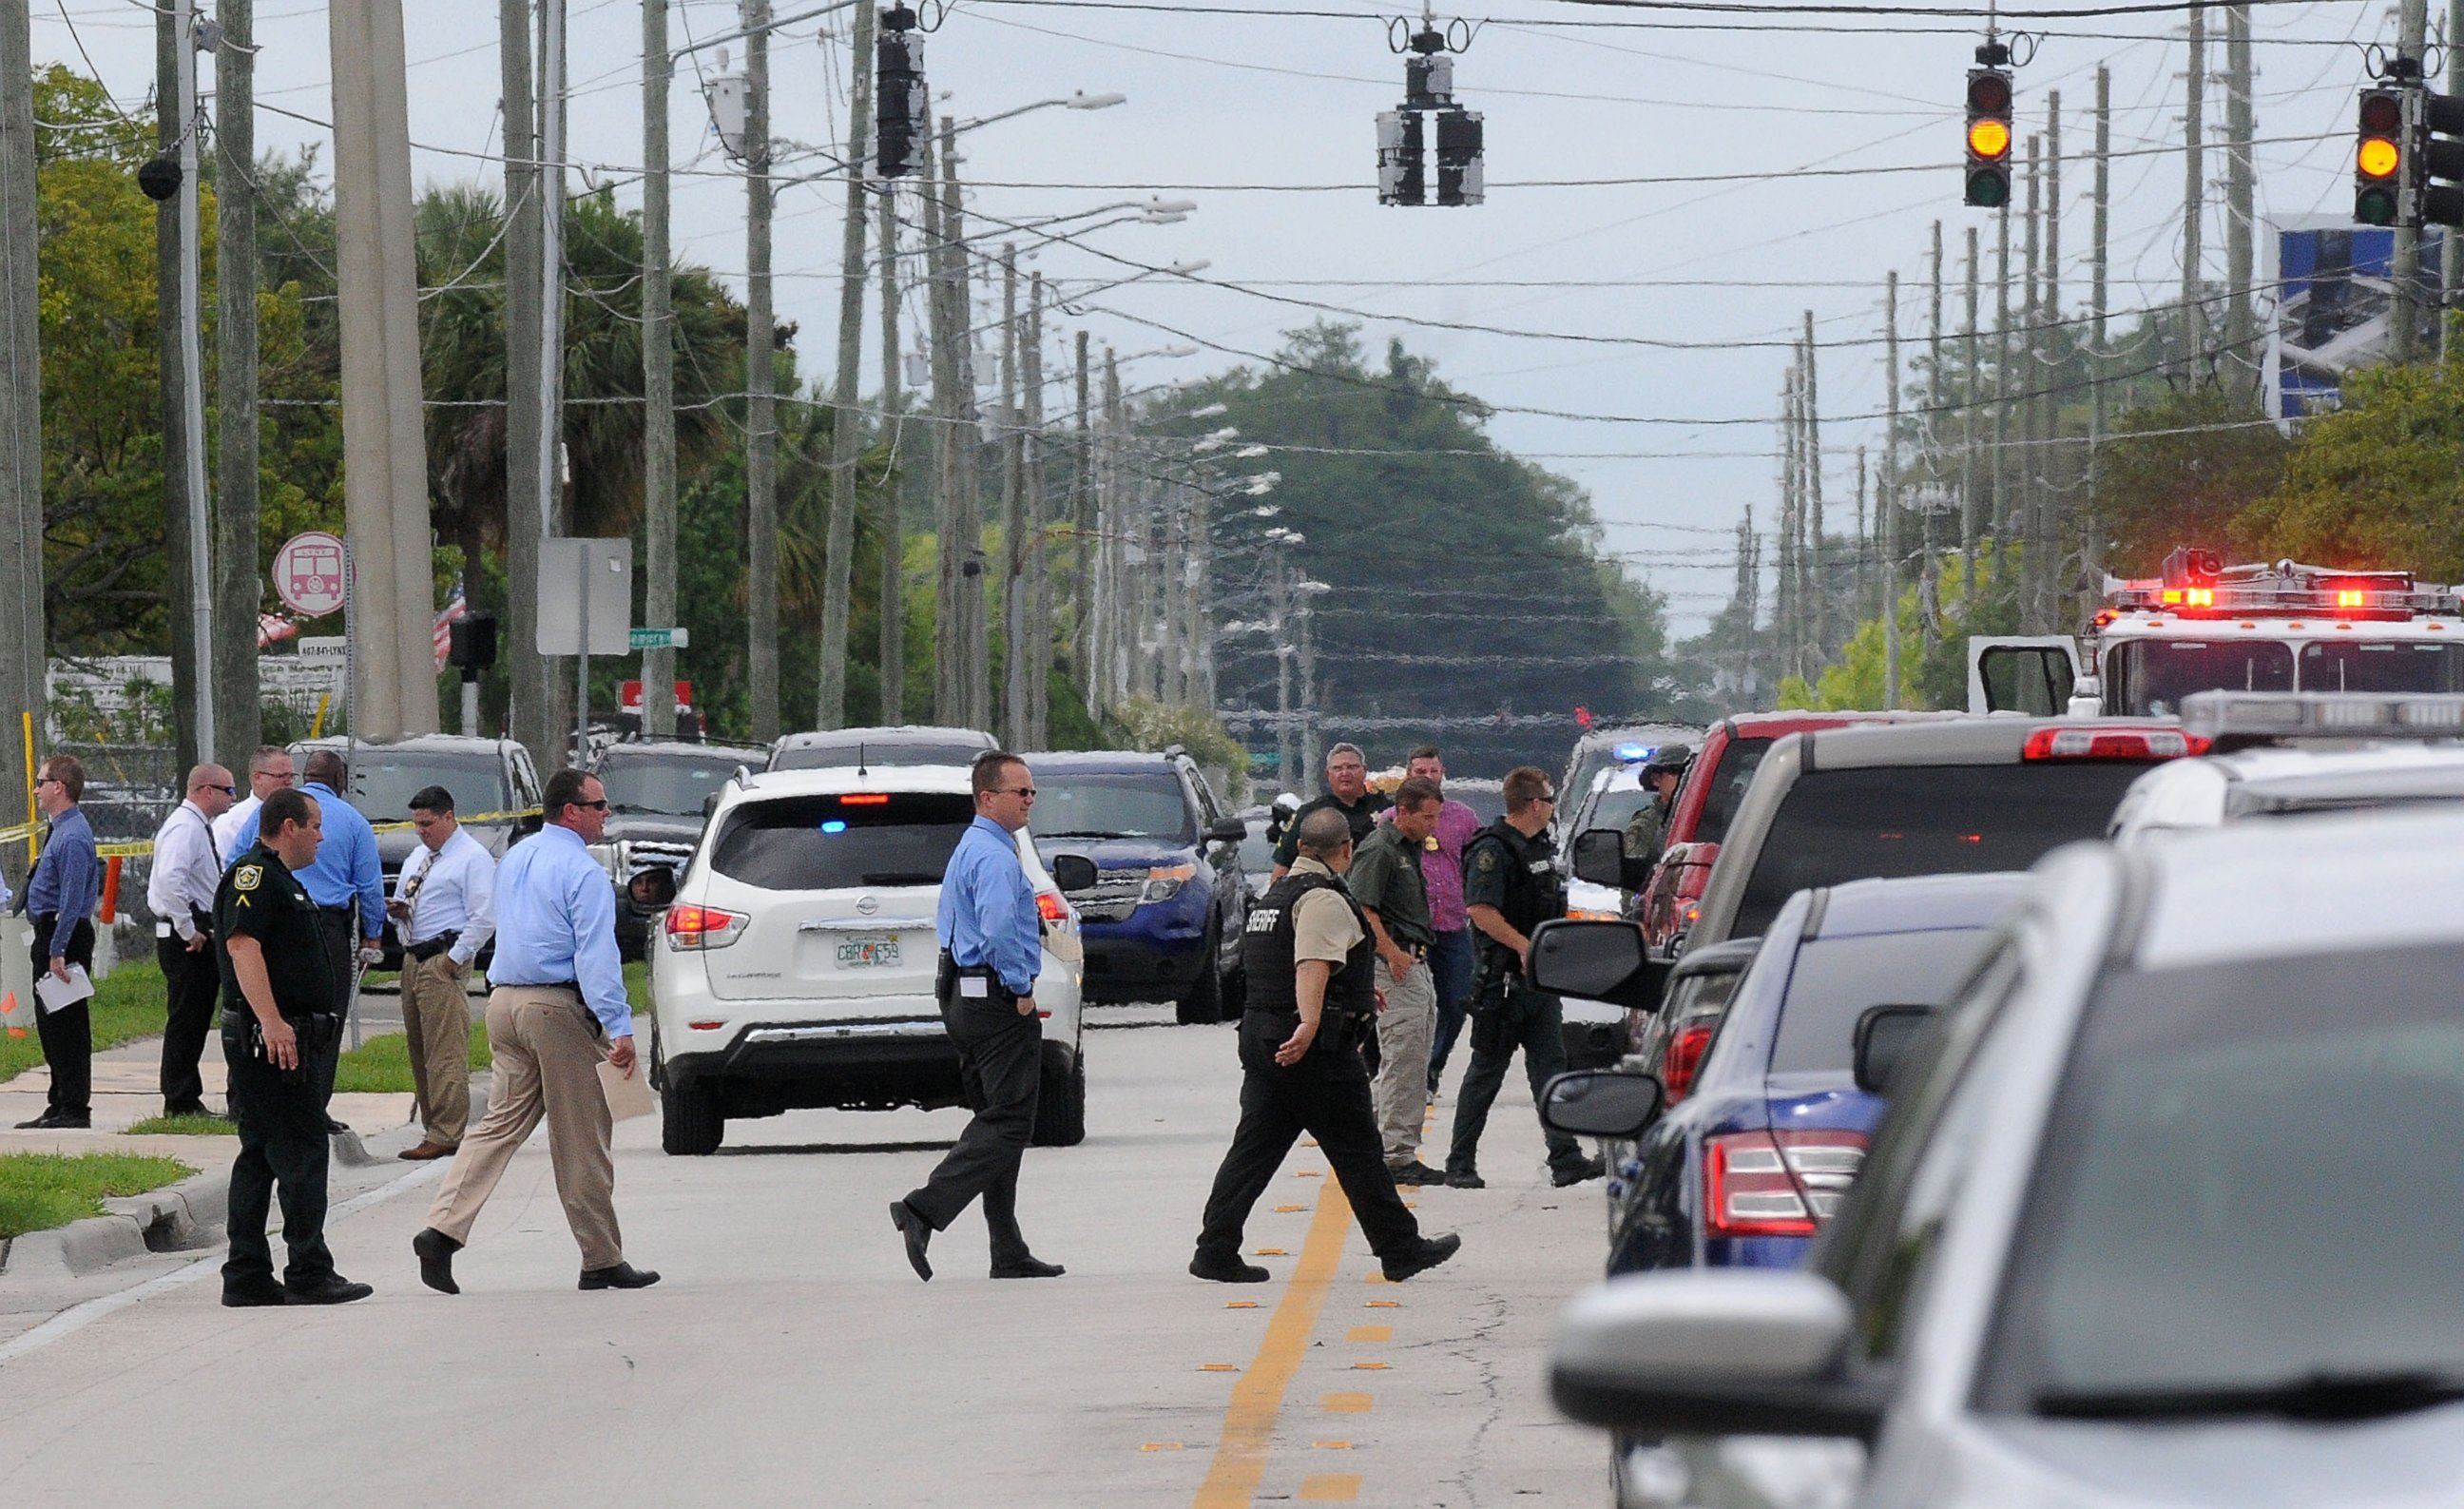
2091,387,2292,575
2238,348,2464,578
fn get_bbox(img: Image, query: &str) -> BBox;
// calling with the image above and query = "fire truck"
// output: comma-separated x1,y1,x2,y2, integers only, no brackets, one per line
1969,548,2464,718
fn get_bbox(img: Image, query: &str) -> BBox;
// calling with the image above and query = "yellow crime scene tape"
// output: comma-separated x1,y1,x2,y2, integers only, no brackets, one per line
0,807,546,861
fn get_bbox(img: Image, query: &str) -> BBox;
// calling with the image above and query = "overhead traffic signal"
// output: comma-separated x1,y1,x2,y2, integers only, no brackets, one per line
1964,60,2014,208
1376,25,1483,207
2420,88,2464,226
2356,87,2407,226
875,4,928,179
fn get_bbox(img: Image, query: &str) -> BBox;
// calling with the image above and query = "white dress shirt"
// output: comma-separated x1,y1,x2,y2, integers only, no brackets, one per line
145,800,221,942
393,827,497,970
212,793,261,858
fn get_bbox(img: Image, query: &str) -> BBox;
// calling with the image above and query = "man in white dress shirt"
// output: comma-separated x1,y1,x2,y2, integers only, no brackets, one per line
387,785,496,1160
150,764,235,1118
212,746,296,858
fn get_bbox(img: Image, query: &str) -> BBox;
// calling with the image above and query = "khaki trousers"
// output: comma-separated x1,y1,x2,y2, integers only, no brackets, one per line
425,985,623,1270
399,952,472,1145
1372,956,1436,1163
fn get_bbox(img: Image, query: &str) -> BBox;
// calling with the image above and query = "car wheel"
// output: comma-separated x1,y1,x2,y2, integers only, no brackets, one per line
1175,932,1224,1025
1031,1044,1087,1147
661,1074,723,1156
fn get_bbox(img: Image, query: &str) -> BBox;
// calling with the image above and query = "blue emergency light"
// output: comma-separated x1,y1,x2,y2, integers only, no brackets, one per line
1614,743,1655,764
820,820,848,834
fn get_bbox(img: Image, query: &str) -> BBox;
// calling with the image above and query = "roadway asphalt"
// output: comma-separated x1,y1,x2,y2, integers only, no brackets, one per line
0,1009,1612,1508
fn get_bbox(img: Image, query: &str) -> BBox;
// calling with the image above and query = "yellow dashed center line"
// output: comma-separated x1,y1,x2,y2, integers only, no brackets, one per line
1346,1325,1393,1344
1190,1178,1357,1509
1299,1474,1363,1501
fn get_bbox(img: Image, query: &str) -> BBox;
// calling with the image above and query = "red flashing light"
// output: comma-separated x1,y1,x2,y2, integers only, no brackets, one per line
2337,590,2368,609
838,792,892,805
1661,1022,1715,1102
2023,726,2208,761
1704,1130,1870,1239
2159,588,2214,608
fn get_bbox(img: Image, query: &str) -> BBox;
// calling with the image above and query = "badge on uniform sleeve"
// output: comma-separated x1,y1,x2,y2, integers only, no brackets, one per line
234,864,262,892
1474,848,1498,874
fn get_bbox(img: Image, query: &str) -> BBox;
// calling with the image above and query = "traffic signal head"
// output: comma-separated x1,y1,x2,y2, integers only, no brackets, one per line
1965,68,2014,208
2356,87,2406,227
1377,108,1426,205
2421,89,2464,227
1434,109,1484,206
875,17,928,179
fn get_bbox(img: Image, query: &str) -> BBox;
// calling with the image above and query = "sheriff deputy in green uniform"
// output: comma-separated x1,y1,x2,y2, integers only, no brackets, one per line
215,786,373,1308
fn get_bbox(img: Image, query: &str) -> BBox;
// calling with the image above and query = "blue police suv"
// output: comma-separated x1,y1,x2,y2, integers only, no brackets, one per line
1026,749,1250,1024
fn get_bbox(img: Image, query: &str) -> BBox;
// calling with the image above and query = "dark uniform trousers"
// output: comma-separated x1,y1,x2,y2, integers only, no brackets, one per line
311,907,357,1103
1446,980,1586,1177
30,916,95,1118
902,976,1041,1265
221,1014,337,1287
1196,1011,1420,1264
157,912,220,1110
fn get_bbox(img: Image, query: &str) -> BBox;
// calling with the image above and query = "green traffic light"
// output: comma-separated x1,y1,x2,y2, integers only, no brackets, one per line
1965,169,2011,209
2357,186,2399,226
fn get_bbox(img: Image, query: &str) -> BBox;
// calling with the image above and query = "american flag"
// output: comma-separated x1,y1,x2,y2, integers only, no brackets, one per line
433,581,468,669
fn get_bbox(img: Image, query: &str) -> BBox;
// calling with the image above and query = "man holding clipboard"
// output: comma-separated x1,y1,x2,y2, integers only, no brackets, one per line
16,756,99,1130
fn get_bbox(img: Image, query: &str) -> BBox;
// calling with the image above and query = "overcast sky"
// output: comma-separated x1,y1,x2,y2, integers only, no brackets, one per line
34,0,2395,631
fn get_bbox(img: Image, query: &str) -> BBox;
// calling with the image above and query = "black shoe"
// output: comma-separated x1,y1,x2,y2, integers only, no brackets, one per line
284,1274,375,1306
1381,1231,1462,1283
1550,1155,1607,1189
412,1227,461,1295
889,1200,934,1283
323,1117,351,1134
221,1281,288,1307
989,1255,1066,1280
579,1262,662,1290
1189,1250,1272,1284
11,1112,56,1130
1444,1169,1485,1190
1386,1159,1445,1187
15,1110,89,1130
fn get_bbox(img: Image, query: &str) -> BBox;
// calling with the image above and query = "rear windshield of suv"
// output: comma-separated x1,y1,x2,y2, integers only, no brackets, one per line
1769,928,1992,1074
1737,764,2148,938
707,792,976,890
769,741,991,771
1030,771,1195,842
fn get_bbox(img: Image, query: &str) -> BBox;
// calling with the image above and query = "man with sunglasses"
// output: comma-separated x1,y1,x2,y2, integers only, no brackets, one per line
414,768,659,1295
1443,764,1604,1190
889,750,1065,1283
148,764,237,1119
14,757,99,1129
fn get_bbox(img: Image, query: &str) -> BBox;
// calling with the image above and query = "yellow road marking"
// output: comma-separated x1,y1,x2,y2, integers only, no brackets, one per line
1294,1170,1321,1178
1225,1301,1261,1310
1346,1325,1392,1344
1254,1248,1288,1256
1364,1300,1400,1309
1201,1364,1241,1373
1314,1441,1354,1450
1191,1181,1357,1509
1274,1204,1306,1212
1144,1442,1186,1452
1321,1393,1374,1413
1299,1475,1362,1501
1351,1363,1390,1371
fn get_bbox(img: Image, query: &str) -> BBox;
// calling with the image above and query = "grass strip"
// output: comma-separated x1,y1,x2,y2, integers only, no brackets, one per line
121,1112,240,1137
0,958,171,1085
334,1021,493,1094
0,1151,196,1238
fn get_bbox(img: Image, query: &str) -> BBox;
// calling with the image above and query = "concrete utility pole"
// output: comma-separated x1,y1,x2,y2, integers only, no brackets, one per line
2448,0,2464,318
2021,134,2041,629
2043,99,2063,631
877,182,904,724
942,134,989,730
1961,225,1980,601
2093,65,2110,356
640,0,678,738
0,0,46,845
1269,551,1292,791
923,125,959,724
537,0,572,742
213,0,260,766
1883,271,1901,710
999,246,1027,743
2182,1,2206,372
329,0,438,738
816,0,874,729
2223,5,2256,384
744,0,780,740
2395,0,2428,363
1100,351,1123,711
158,6,206,768
2088,67,2114,610
1853,447,1870,618
1775,363,1797,679
1992,195,2012,556
1800,312,1824,667
502,0,550,770
1069,331,1092,715
1924,221,1943,642
1024,276,1050,744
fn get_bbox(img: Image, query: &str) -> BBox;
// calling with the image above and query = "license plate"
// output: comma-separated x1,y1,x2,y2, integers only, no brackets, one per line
834,934,902,970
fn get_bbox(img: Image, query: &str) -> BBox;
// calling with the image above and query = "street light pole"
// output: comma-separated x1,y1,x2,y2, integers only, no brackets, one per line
815,0,874,730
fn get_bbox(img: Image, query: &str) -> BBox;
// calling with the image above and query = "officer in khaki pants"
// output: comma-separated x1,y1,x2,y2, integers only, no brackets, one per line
387,785,495,1161
1346,775,1445,1185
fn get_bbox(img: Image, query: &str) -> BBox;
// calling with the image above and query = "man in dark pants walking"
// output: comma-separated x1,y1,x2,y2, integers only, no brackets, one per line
1445,766,1606,1190
149,763,235,1118
1190,807,1461,1285
890,751,1065,1283
215,786,372,1307
15,756,100,1130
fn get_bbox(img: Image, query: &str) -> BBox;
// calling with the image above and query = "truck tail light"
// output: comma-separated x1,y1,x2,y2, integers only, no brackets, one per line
1704,1130,1870,1238
2022,725,2208,761
1036,892,1072,924
1661,1021,1716,1102
664,902,748,950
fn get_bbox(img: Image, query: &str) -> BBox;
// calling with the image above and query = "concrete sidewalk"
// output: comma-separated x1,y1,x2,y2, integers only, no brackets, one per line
0,1031,415,1146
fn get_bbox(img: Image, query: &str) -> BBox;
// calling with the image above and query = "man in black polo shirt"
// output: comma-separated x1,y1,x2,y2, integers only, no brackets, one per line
1269,743,1391,880
215,787,372,1308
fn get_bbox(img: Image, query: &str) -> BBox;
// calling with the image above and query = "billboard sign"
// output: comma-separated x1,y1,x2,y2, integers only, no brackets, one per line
2271,219,2445,418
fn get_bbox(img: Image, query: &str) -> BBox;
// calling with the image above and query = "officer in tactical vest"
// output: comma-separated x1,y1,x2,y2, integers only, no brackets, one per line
215,786,372,1307
1443,764,1607,1190
1189,807,1461,1286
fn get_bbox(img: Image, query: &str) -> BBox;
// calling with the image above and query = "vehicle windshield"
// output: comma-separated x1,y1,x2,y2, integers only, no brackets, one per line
1029,772,1194,842
2107,639,2295,717
769,740,990,772
1768,929,1992,1074
1977,941,2464,1416
597,755,745,816
2297,640,2464,694
348,753,510,821
706,792,975,890
1738,764,2150,938
1695,737,1773,847
1583,787,1655,839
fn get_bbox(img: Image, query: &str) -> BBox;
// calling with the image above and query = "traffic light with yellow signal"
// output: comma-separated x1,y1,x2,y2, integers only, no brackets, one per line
2356,87,2407,226
1965,65,2014,208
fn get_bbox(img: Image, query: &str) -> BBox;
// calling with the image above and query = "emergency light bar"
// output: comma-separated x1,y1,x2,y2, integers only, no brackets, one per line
2179,691,2464,750
1613,743,1656,763
2107,557,2459,621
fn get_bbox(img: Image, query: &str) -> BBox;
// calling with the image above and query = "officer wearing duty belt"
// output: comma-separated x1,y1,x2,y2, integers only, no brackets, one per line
1189,806,1460,1285
215,787,372,1308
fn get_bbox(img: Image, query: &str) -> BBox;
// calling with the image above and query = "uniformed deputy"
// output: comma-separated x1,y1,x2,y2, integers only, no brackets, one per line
1443,765,1606,1190
215,787,373,1307
1621,742,1693,860
1189,806,1461,1285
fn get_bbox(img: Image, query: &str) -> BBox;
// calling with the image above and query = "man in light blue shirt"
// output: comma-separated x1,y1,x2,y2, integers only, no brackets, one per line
16,755,100,1128
415,768,658,1296
890,750,1064,1284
